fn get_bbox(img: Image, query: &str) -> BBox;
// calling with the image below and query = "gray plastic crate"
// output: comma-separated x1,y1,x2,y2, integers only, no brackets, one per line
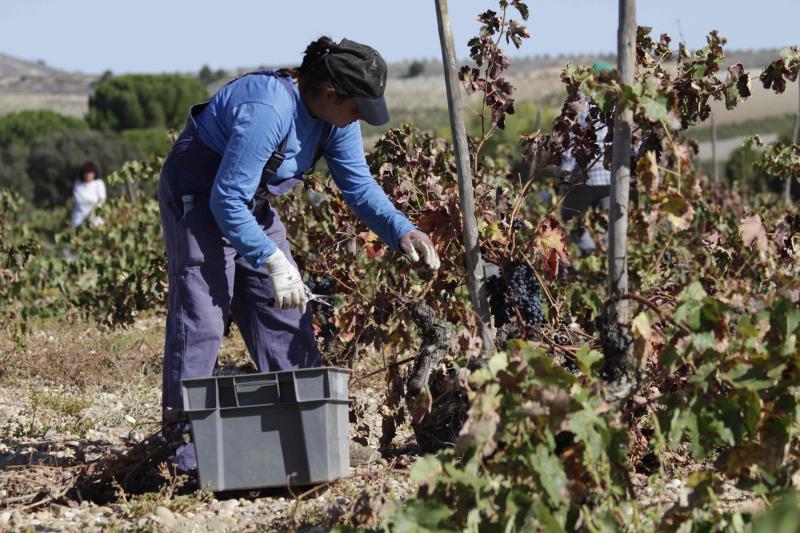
181,367,351,492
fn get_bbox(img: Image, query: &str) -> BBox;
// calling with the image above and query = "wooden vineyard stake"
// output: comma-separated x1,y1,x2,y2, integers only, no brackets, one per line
786,78,799,206
601,0,639,400
608,0,636,325
711,113,719,182
434,0,494,359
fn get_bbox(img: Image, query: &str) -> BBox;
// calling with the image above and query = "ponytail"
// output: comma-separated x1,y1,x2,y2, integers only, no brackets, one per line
278,36,342,97
301,36,337,72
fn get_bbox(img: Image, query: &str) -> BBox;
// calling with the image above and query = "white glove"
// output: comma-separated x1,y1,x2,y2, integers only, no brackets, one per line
263,249,307,311
400,230,441,270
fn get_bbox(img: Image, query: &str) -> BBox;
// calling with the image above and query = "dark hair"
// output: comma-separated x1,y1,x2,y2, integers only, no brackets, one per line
279,36,343,98
79,161,99,178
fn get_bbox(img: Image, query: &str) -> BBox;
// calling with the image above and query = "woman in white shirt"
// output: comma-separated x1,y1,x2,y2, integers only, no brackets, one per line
70,161,107,228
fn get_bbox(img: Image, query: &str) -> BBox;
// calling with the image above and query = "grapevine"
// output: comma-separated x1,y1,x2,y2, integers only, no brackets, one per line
2,1,800,530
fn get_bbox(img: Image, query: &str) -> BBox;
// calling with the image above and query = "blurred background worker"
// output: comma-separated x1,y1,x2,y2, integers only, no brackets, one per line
159,37,440,471
69,160,106,228
559,62,614,256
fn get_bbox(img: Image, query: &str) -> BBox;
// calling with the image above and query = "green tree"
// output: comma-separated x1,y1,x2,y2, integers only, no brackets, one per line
405,60,426,78
121,128,172,157
0,110,87,149
198,65,229,85
0,144,33,199
88,74,208,131
198,64,214,84
26,130,140,207
214,68,228,81
724,141,797,195
725,143,762,190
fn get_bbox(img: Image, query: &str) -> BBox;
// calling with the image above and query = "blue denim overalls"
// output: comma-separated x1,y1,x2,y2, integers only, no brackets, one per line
158,72,323,422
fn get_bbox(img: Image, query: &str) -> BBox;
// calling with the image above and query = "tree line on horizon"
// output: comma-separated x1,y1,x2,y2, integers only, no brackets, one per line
0,73,208,209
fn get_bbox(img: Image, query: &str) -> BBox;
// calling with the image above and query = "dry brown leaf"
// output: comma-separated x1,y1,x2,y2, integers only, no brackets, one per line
636,150,660,195
534,217,570,280
739,214,768,260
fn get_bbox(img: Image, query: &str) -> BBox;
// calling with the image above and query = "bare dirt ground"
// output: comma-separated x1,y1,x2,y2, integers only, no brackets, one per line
0,316,417,531
0,314,762,530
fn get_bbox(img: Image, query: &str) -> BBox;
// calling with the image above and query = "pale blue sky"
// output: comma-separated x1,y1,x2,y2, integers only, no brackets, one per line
1,0,798,74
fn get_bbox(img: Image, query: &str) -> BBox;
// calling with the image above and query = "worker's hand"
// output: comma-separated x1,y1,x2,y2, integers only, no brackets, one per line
400,230,440,270
263,249,307,311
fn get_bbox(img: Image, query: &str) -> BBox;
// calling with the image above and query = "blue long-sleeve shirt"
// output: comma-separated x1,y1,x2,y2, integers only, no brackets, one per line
195,73,415,267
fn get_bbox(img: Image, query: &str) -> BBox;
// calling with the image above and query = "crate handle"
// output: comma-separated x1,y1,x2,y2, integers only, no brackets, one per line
234,379,279,395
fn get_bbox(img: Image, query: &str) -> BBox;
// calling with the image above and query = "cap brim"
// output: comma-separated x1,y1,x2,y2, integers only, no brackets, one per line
353,95,389,126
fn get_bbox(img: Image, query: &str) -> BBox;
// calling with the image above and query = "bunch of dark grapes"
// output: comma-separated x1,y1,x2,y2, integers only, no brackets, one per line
553,332,569,345
486,273,511,327
308,275,336,295
506,261,545,326
486,261,546,328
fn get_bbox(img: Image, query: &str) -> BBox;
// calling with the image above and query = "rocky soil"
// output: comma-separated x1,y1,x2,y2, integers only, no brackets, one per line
0,317,418,532
0,317,749,531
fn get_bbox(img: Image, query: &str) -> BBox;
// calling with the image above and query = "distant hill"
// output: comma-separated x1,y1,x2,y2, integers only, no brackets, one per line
0,52,96,94
217,47,786,83
0,47,791,120
0,53,96,117
210,47,789,104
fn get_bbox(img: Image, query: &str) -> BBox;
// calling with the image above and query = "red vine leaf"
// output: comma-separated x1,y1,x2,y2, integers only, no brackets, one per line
534,217,570,281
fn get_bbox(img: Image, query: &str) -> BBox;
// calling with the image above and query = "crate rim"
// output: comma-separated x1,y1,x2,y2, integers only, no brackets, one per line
181,366,352,385
183,397,352,414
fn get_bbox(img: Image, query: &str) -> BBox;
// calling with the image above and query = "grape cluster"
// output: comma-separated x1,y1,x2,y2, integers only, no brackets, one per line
486,260,546,328
307,275,335,295
507,261,545,325
553,332,569,345
486,274,510,327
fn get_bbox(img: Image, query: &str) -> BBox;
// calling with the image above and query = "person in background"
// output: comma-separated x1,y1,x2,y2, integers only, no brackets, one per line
559,62,614,256
159,36,440,471
70,161,107,228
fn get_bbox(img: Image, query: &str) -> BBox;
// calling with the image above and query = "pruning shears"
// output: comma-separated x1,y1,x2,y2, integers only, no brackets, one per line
267,284,333,308
304,285,333,308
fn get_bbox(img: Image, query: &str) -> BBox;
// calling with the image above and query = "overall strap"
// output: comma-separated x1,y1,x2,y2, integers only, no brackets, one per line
193,70,294,168
261,75,296,180
243,72,296,212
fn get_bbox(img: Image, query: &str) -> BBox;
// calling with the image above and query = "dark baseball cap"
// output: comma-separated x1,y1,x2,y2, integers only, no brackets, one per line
324,39,389,126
